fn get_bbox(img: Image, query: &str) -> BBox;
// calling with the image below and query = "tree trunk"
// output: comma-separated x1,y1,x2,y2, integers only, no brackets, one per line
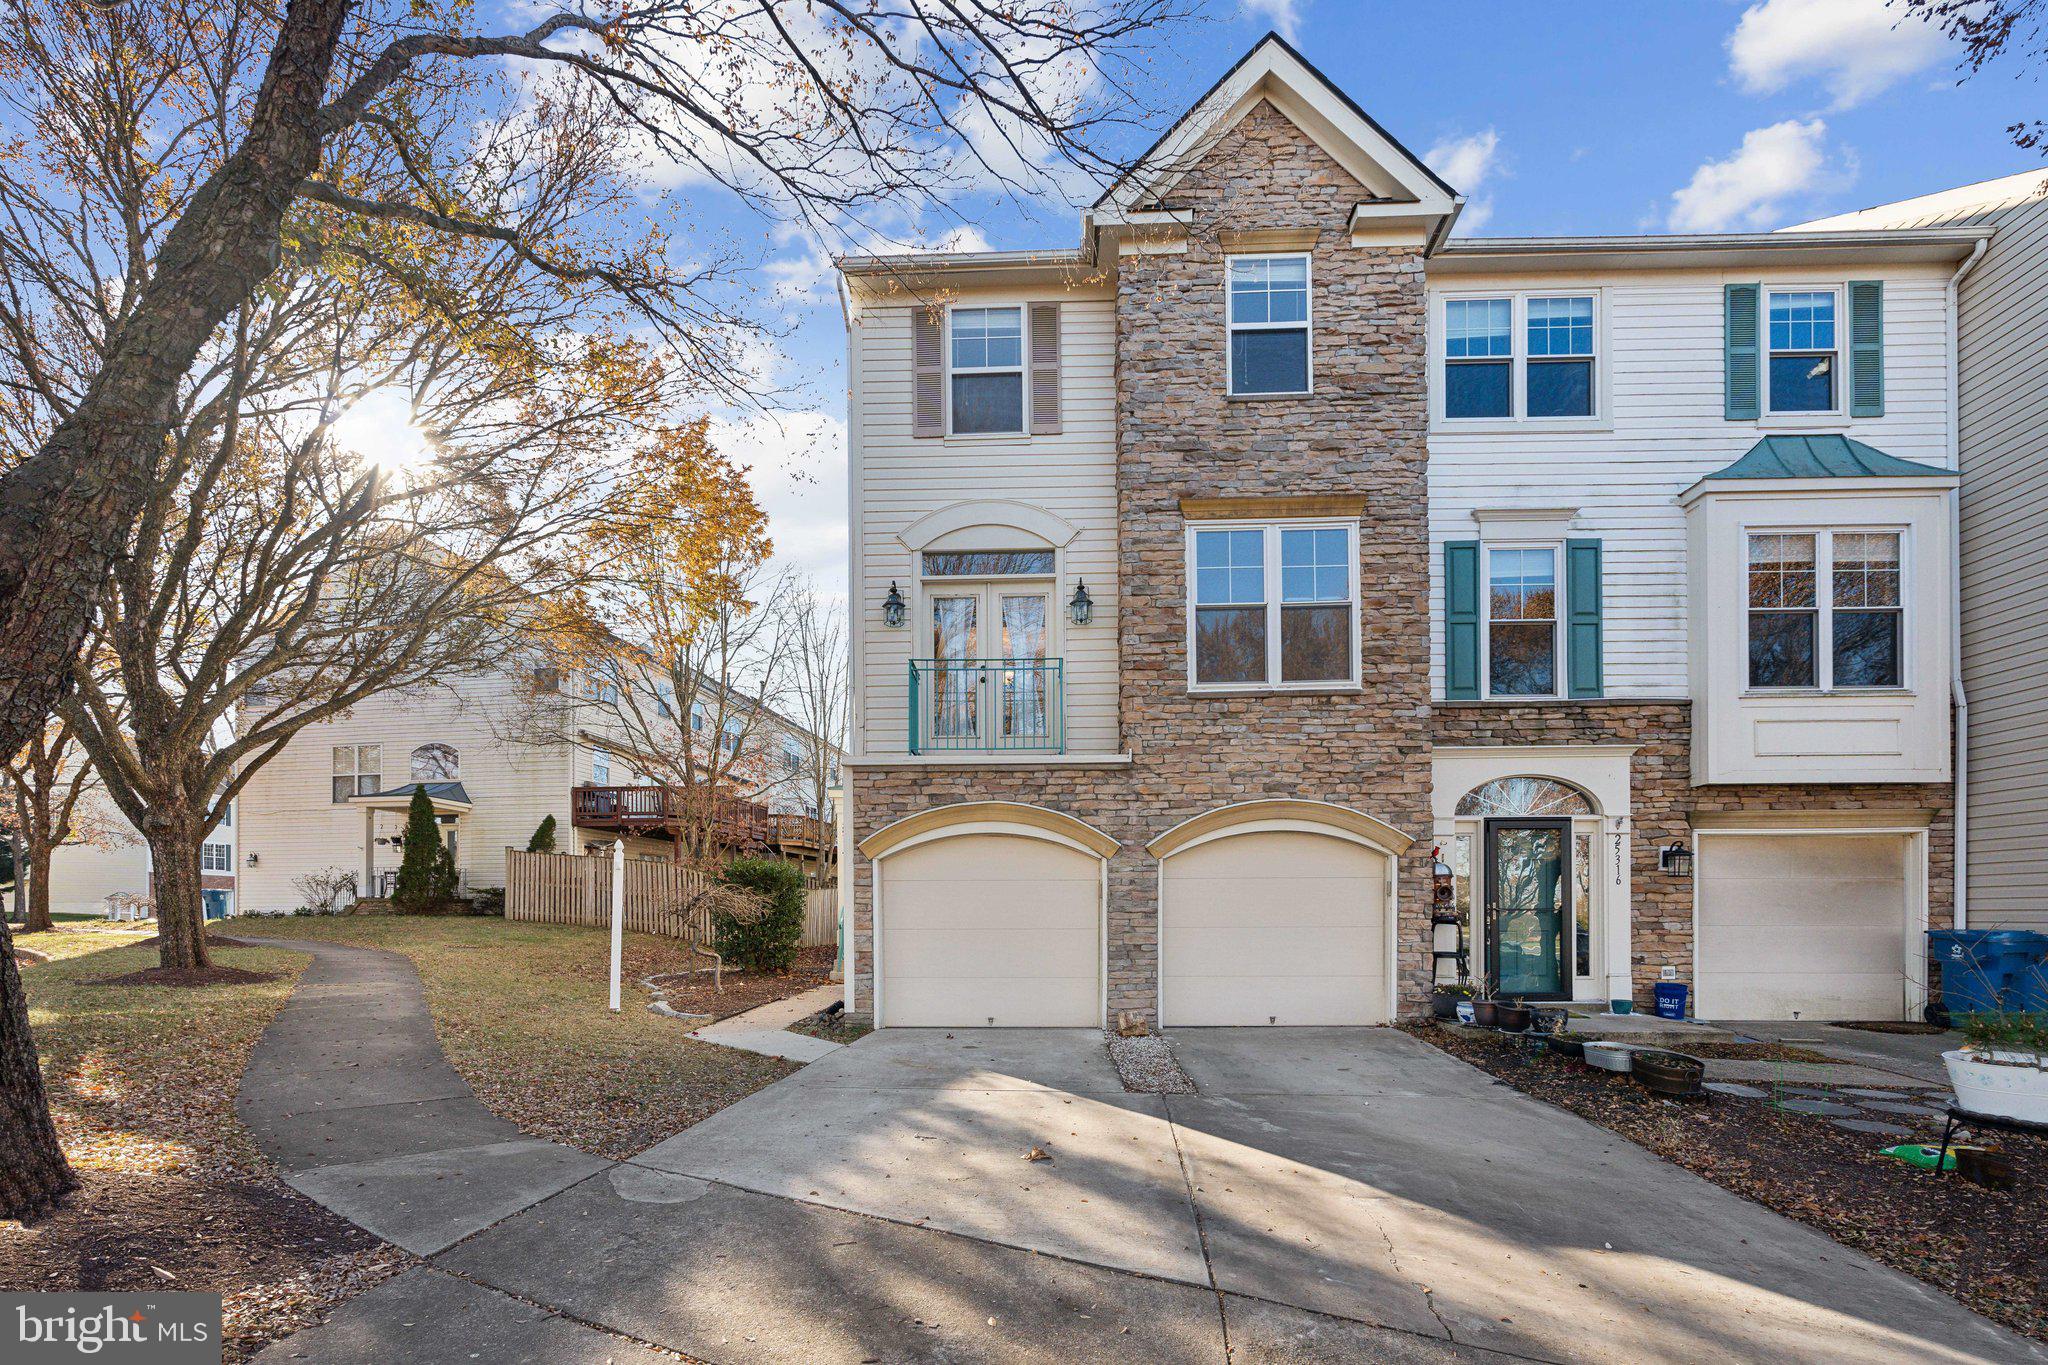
146,814,209,971
0,0,355,764
0,912,75,1220
22,837,52,935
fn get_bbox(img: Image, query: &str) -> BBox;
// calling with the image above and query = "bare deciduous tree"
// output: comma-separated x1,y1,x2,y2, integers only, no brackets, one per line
3,716,128,934
777,582,850,872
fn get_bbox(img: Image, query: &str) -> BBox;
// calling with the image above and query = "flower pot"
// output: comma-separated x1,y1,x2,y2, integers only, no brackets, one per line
1471,1000,1499,1028
1584,1041,1634,1073
1455,1001,1476,1024
1943,1048,2048,1124
1494,1003,1533,1032
1631,1050,1706,1098
1431,991,1464,1021
1545,1034,1585,1061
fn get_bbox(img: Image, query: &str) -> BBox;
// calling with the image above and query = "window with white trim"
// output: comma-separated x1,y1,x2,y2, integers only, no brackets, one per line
1227,255,1310,395
1484,544,1561,697
330,745,379,803
1442,293,1596,421
1766,289,1839,414
948,306,1024,434
1188,523,1356,688
201,842,233,872
591,750,611,784
1747,529,1902,689
410,742,459,780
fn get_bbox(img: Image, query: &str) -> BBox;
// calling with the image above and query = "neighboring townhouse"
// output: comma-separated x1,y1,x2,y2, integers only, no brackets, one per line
236,663,839,913
1794,170,2048,936
42,795,236,921
835,34,1978,1029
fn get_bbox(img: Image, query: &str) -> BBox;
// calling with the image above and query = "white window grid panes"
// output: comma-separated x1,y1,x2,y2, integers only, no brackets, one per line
1832,531,1901,608
1194,528,1266,606
1188,522,1358,689
950,307,1022,370
1281,526,1350,603
1487,546,1557,621
1747,533,1817,609
201,843,232,872
1227,255,1308,326
1527,296,1593,358
1768,291,1836,352
1745,529,1905,690
1445,298,1512,358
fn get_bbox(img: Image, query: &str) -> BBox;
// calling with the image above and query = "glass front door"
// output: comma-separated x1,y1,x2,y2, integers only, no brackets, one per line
1486,819,1569,1000
930,594,979,740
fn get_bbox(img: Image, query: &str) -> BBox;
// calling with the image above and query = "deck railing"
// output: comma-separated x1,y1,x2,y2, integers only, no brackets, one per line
908,657,1065,755
570,784,826,852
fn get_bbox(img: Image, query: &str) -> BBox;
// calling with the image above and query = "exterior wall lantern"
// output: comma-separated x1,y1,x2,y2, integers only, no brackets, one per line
1068,580,1094,626
1658,840,1693,876
882,581,906,628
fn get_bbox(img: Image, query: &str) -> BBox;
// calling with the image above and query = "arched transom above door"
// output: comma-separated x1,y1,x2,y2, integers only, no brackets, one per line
1454,776,1596,818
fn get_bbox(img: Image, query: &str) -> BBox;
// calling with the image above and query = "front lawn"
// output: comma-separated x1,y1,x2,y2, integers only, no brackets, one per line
3,926,404,1361
226,914,802,1159
1415,1022,2048,1344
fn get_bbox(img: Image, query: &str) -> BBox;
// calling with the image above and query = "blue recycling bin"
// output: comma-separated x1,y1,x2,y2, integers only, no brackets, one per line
1653,981,1689,1020
1929,929,2048,1015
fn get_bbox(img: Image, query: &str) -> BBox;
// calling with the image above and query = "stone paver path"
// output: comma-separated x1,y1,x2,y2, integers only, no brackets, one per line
687,981,843,1061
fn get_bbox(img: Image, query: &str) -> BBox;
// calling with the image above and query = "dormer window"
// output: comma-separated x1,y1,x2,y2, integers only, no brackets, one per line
1227,255,1310,395
949,307,1024,434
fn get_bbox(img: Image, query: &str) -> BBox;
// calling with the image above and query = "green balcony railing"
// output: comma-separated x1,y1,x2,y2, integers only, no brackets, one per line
909,657,1065,755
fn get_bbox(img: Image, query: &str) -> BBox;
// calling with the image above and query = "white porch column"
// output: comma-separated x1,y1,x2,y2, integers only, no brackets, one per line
364,808,376,895
1605,814,1633,1009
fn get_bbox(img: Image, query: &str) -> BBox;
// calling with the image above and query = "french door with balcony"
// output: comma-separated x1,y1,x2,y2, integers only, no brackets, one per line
929,585,1052,747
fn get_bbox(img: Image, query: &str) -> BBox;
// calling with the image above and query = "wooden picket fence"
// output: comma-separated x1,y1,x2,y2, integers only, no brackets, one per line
503,848,837,947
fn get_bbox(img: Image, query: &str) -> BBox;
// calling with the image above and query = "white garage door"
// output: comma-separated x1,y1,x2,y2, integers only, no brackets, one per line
1161,830,1389,1026
1696,834,1911,1021
878,833,1099,1027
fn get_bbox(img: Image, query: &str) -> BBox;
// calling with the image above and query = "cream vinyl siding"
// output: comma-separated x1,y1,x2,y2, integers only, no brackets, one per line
235,674,576,912
1159,830,1390,1026
1694,833,1913,1021
1428,266,1955,699
848,289,1118,756
44,807,151,918
876,832,1101,1027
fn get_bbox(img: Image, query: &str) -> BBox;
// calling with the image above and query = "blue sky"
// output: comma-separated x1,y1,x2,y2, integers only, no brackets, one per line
712,0,2040,598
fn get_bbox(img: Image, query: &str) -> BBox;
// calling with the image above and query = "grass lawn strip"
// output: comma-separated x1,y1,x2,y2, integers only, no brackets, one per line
226,915,800,1160
1413,1023,2047,1344
4,927,408,1361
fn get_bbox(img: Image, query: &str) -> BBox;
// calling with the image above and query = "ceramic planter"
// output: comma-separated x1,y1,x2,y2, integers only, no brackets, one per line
1471,1000,1499,1028
1431,991,1465,1021
1943,1048,2048,1124
1494,1003,1533,1032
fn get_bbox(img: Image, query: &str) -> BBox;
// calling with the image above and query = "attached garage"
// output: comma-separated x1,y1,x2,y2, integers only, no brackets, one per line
1153,803,1409,1027
1694,832,1921,1021
867,808,1111,1028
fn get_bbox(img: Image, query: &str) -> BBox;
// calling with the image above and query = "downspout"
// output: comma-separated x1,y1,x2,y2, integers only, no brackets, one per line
1946,237,1988,931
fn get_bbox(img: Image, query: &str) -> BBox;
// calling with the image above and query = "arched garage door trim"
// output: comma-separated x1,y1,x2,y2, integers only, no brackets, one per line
863,802,1114,1028
1151,801,1412,1027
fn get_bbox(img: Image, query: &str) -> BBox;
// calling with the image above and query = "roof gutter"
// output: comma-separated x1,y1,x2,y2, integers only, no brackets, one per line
1946,234,1989,934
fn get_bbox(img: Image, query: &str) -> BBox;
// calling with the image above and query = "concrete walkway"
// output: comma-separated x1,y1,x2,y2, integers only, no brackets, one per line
687,981,843,1061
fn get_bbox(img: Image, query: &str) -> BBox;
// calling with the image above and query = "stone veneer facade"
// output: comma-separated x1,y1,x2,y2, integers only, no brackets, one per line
846,100,1953,1025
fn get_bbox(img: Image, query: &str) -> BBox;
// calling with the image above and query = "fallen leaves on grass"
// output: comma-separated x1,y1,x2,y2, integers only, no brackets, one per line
1412,1023,2048,1344
645,945,834,1021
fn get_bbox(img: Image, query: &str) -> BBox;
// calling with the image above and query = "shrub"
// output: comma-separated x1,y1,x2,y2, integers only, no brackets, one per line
526,815,558,854
469,887,506,916
1962,1009,2048,1064
292,867,358,916
392,786,445,911
714,857,805,974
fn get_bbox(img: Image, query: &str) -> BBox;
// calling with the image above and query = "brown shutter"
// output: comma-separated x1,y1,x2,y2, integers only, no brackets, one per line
912,307,944,438
1029,302,1062,435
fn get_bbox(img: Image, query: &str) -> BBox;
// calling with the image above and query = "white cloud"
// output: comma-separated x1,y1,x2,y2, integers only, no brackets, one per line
1727,0,1947,109
1241,0,1303,42
1427,128,1501,237
1668,118,1850,232
717,409,849,596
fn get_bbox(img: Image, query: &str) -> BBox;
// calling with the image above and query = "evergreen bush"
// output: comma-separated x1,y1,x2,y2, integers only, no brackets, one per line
391,786,445,910
714,857,805,973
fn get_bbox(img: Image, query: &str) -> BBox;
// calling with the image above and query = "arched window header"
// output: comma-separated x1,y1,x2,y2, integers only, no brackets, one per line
1454,776,1593,818
410,743,460,781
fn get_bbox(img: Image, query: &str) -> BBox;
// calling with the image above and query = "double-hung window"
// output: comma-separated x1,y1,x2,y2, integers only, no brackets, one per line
1226,255,1310,395
1747,530,1902,689
1484,545,1560,697
1766,289,1838,413
1442,294,1596,420
1189,523,1356,688
330,744,380,803
949,306,1024,434
201,842,232,873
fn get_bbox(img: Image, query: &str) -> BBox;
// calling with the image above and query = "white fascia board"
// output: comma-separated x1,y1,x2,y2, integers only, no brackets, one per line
1675,474,1958,508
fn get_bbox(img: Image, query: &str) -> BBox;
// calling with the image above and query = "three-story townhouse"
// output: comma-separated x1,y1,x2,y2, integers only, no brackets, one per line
836,34,1980,1029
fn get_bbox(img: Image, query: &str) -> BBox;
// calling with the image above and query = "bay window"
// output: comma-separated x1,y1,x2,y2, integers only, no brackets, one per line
1189,522,1357,688
1227,255,1310,395
1747,529,1902,689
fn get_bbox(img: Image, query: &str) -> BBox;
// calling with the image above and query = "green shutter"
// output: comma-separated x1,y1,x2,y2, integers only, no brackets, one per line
1724,283,1760,421
1445,540,1480,700
1565,539,1603,699
1849,279,1884,417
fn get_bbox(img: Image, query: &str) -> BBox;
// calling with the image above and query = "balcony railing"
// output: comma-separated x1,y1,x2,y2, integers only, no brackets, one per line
908,657,1065,755
571,784,826,853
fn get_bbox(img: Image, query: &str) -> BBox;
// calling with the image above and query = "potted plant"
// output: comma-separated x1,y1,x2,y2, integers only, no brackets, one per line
1430,981,1474,1021
1494,999,1534,1032
1469,981,1499,1029
1944,1009,2048,1124
1631,1050,1706,1098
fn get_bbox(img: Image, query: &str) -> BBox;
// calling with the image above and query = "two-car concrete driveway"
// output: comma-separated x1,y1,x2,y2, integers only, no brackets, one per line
269,1023,2044,1363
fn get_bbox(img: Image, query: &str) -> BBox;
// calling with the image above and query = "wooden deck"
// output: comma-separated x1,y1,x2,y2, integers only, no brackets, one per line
570,784,825,857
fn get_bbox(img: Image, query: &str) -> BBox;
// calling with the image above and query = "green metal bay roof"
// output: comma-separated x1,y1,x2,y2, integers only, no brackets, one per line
1707,434,1955,481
